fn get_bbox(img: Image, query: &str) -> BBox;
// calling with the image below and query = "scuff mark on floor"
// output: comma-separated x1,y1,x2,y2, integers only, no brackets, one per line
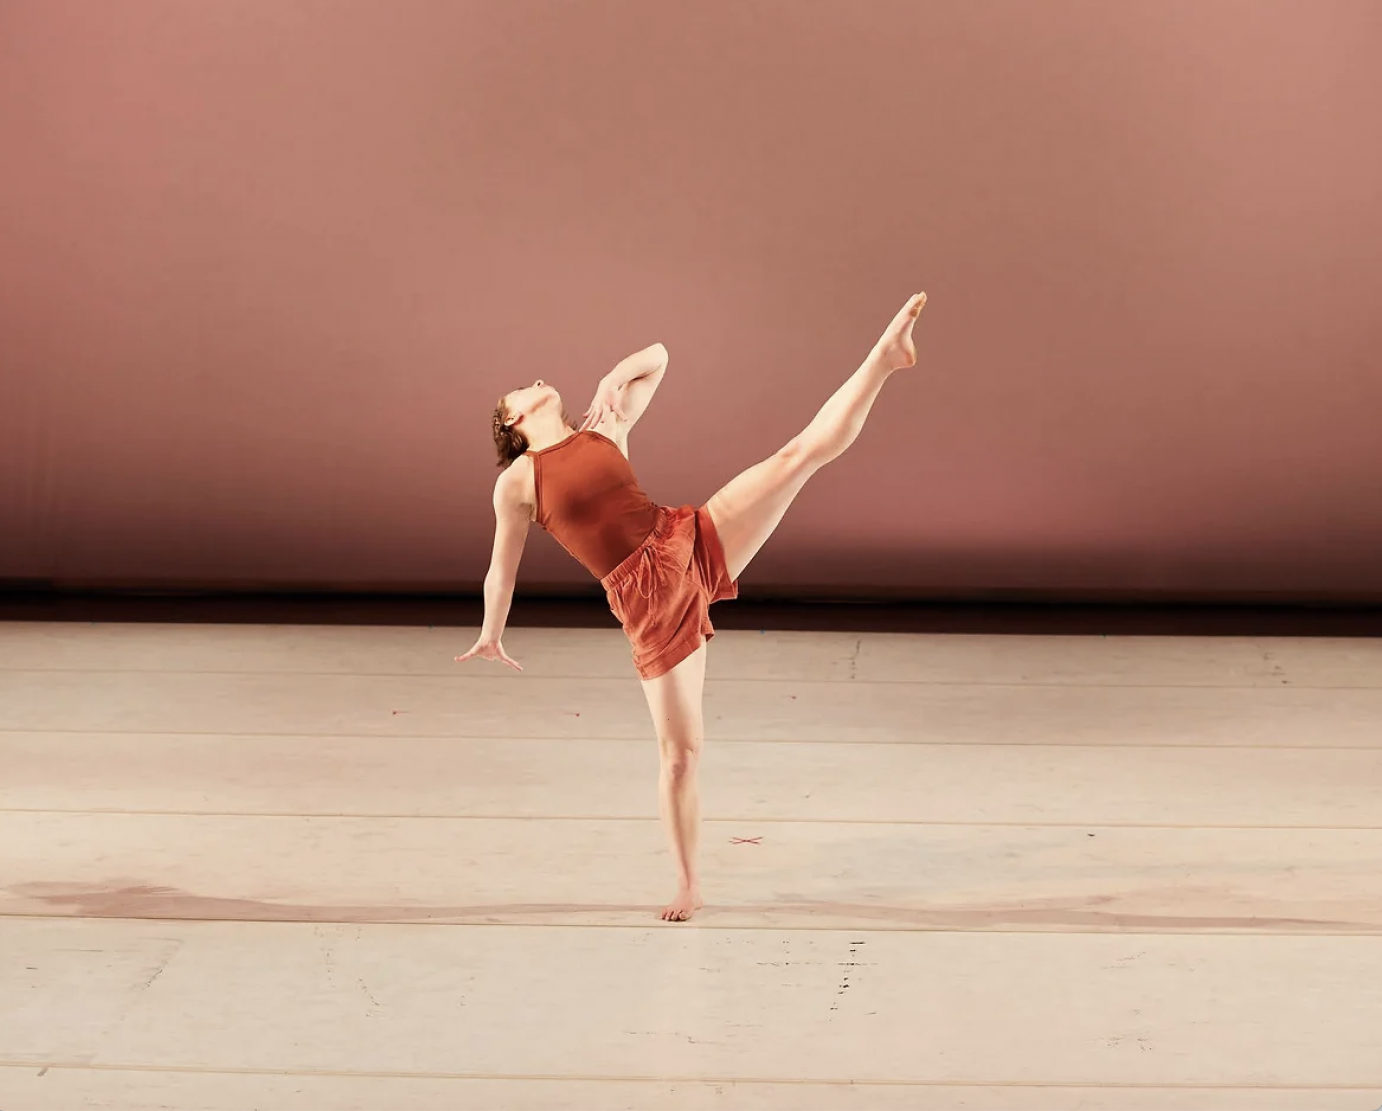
830,938,868,1014
136,937,183,996
847,637,863,680
1261,647,1290,685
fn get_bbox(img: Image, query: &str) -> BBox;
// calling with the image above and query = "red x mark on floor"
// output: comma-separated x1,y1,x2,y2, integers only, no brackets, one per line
730,836,762,845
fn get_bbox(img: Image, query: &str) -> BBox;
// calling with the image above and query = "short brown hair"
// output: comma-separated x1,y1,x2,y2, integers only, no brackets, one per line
492,397,528,468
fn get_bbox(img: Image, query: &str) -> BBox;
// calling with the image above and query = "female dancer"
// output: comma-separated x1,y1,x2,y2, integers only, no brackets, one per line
457,292,928,921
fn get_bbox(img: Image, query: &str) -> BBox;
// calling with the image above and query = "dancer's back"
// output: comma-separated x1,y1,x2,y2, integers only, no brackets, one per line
526,429,658,579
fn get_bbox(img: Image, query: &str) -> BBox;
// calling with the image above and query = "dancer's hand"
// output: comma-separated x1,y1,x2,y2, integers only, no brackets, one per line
579,377,627,432
455,636,523,672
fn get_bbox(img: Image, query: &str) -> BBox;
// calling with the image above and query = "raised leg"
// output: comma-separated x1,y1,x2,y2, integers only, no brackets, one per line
705,293,926,583
639,639,709,921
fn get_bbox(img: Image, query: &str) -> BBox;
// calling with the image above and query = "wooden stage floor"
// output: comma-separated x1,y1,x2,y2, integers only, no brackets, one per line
2,616,1379,1109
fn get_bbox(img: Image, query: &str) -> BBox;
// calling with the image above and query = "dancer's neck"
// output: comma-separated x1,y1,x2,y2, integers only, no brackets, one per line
523,417,577,453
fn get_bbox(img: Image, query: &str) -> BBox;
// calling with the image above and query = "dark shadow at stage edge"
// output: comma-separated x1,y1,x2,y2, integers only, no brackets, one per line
2,585,1381,637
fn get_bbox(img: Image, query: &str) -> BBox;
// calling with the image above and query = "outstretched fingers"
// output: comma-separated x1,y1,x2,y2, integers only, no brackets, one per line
454,642,524,671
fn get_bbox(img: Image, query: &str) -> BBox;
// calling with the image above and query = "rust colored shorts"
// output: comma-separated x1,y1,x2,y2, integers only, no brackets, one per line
601,504,739,680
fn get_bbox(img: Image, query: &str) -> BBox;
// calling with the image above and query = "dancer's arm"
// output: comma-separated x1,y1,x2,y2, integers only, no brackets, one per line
456,467,530,671
581,343,668,432
607,342,667,429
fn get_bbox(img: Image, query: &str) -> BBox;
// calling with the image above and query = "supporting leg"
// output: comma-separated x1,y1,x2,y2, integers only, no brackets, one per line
638,639,709,921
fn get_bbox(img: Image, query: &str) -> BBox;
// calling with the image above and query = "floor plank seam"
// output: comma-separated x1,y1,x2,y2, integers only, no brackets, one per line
4,730,1376,750
1,1062,1379,1089
6,667,1381,691
3,808,1379,831
4,913,1379,936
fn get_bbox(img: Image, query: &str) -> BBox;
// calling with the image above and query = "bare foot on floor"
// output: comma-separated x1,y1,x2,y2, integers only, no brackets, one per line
660,886,703,922
877,292,927,370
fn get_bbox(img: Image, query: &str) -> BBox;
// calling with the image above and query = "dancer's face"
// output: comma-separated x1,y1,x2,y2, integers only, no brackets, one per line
503,379,560,427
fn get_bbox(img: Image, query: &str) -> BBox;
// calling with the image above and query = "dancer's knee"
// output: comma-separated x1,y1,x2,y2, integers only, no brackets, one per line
779,435,821,472
660,737,701,781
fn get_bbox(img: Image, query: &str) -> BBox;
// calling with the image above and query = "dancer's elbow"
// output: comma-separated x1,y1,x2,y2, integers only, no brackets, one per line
483,567,517,597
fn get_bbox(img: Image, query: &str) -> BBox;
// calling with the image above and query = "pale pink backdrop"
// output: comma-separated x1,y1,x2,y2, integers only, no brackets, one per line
2,0,1379,601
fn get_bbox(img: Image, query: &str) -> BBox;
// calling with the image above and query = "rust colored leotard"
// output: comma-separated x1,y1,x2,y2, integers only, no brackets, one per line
528,430,738,679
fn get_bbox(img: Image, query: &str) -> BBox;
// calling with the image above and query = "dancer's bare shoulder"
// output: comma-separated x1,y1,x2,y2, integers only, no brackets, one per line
498,454,537,522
